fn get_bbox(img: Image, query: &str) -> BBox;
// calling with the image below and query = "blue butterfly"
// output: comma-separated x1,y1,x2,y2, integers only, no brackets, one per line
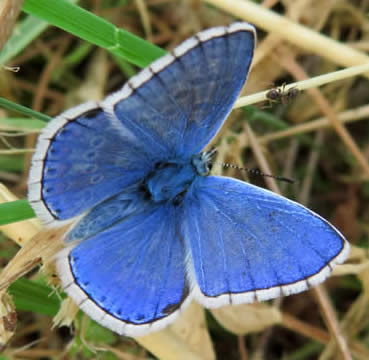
28,23,349,336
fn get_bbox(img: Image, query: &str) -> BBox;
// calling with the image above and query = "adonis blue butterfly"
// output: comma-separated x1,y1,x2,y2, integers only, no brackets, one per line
28,23,349,336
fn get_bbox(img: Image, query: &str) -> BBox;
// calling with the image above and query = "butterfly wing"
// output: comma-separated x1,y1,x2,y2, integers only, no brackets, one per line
56,193,190,336
28,104,158,225
181,176,349,307
28,23,255,226
104,22,255,158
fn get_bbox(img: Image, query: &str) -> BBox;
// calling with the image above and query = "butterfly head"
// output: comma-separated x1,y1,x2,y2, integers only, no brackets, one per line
191,148,216,176
140,149,215,205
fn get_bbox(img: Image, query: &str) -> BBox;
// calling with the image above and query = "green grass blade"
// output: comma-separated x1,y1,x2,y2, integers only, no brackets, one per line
0,97,51,122
22,0,166,68
112,54,137,78
0,16,48,65
0,156,24,172
0,117,45,131
242,106,289,130
0,200,35,225
9,278,61,316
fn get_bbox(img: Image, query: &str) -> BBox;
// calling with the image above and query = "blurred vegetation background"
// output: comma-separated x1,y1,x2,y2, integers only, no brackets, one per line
0,0,369,359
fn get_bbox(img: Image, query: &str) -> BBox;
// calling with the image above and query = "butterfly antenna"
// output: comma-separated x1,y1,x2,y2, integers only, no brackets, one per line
210,161,295,184
204,147,217,159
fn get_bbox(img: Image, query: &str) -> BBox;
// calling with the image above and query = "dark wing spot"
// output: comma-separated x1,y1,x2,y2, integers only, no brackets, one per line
162,282,189,315
82,108,102,119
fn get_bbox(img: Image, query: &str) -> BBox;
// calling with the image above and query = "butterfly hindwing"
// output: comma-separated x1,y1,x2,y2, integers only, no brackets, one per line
56,196,190,336
181,176,349,307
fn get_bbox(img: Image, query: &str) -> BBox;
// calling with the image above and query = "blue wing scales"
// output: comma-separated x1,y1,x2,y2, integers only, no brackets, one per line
56,197,190,336
180,176,349,306
107,23,255,158
28,103,159,223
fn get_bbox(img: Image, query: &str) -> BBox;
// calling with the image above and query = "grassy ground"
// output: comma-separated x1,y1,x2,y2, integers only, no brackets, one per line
0,0,368,359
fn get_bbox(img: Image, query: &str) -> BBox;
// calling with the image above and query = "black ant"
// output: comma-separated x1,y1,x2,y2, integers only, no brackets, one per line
265,83,300,106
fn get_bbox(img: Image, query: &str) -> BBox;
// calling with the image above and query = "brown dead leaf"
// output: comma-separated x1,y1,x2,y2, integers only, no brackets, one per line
53,297,80,329
0,292,16,349
0,227,66,293
170,302,214,359
0,192,67,346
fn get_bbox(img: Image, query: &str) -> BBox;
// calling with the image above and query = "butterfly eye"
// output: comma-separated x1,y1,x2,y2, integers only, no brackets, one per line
192,153,212,175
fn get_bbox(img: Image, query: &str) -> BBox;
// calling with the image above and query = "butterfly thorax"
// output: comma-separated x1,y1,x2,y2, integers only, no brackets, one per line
143,153,211,204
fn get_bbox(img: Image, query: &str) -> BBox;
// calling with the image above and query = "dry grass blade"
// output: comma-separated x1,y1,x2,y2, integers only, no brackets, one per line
278,52,369,178
244,123,281,194
0,0,24,52
313,286,352,360
204,0,369,71
258,104,369,144
235,63,369,108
